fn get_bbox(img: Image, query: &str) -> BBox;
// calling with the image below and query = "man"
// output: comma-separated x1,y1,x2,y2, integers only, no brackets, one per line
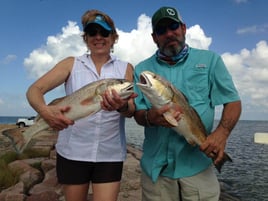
133,6,241,201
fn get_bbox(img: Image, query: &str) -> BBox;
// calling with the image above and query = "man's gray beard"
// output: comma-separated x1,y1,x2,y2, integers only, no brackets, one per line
160,39,185,57
162,46,181,57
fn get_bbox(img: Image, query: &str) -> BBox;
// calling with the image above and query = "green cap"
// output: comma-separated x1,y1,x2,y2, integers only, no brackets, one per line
152,7,183,30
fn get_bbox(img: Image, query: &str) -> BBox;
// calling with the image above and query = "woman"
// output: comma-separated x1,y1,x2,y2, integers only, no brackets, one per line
26,9,136,201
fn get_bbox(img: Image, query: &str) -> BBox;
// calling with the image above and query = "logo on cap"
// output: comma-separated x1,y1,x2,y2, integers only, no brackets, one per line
95,15,104,22
166,8,176,16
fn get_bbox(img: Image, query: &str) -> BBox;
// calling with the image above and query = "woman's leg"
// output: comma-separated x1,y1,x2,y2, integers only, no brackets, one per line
63,183,90,201
91,162,123,201
92,181,121,201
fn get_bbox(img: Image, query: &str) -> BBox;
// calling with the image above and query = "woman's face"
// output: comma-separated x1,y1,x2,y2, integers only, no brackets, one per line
85,24,115,55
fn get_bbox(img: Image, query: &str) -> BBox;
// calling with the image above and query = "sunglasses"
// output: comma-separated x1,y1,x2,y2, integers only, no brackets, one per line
86,28,111,38
154,22,180,36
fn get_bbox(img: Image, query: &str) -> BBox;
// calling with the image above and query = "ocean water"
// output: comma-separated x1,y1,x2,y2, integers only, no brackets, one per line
0,116,21,124
1,116,267,200
125,118,268,201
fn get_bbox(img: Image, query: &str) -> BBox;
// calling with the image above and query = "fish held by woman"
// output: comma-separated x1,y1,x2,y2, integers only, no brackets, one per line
7,79,134,154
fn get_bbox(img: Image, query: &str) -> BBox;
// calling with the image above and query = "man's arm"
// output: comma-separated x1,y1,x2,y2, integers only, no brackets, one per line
200,100,242,165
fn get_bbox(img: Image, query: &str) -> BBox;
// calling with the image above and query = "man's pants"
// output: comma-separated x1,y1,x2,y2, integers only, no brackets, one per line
141,166,220,201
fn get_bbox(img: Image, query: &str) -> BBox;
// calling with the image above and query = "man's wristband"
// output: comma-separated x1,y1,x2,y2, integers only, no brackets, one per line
144,109,153,127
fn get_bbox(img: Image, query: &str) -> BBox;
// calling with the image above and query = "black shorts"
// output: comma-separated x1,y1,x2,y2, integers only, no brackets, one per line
56,153,123,184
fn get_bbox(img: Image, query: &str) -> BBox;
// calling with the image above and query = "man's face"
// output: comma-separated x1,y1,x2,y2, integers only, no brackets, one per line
152,19,186,57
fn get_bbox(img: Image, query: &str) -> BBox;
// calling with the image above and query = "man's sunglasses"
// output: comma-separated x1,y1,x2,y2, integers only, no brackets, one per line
154,22,180,36
86,28,111,38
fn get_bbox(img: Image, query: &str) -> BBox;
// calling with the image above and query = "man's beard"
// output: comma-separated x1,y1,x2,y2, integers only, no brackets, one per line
159,37,185,57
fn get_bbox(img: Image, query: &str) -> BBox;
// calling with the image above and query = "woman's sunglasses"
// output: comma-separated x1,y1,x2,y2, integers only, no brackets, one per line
154,22,180,36
86,28,111,38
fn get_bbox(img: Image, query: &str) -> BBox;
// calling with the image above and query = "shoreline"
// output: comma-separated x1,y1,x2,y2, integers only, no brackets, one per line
0,124,241,201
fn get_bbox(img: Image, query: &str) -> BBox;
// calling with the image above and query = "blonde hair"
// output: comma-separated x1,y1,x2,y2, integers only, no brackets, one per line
81,9,119,42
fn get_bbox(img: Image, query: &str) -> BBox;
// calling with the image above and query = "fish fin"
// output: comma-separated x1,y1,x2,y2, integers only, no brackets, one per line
214,152,232,173
34,115,41,122
48,97,66,105
13,121,49,154
185,138,196,146
163,112,178,127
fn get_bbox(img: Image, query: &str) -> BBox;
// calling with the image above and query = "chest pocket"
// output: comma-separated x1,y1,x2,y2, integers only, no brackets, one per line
183,67,210,102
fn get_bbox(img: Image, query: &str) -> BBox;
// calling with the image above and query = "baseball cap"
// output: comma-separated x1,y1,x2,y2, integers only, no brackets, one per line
83,15,112,32
152,7,183,30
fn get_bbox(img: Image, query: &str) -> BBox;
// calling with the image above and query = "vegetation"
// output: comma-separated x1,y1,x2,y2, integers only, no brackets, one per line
0,152,20,191
0,149,50,191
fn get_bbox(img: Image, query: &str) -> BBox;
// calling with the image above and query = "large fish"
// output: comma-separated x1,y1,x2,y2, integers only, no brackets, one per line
136,70,232,173
9,79,134,154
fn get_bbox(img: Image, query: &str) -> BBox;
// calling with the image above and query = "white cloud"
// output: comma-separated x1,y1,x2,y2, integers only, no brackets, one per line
186,25,212,50
1,54,17,64
237,24,268,35
24,15,213,77
23,14,268,120
222,40,268,119
114,14,156,65
234,0,248,4
24,21,86,79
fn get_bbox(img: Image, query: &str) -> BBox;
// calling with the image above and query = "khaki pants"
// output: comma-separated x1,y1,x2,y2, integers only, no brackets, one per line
141,166,220,201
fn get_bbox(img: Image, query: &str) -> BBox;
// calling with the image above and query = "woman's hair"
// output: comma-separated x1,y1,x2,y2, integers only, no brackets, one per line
81,9,119,42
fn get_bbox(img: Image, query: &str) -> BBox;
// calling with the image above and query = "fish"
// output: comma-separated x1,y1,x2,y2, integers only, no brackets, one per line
8,78,134,154
136,70,232,173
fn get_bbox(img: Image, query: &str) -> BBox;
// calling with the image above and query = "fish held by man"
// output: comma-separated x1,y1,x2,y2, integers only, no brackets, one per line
8,79,134,154
136,70,232,173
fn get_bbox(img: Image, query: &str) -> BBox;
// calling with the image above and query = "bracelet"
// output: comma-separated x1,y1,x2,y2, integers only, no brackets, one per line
144,109,153,127
117,103,129,113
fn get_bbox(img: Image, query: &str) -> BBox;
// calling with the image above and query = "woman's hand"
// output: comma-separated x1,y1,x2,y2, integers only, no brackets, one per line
39,105,74,131
101,89,137,111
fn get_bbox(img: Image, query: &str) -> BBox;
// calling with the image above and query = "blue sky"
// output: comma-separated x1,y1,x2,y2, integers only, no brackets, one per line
1,0,268,120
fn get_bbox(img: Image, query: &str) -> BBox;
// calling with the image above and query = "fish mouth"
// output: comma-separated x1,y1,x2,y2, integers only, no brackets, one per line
117,79,134,92
119,81,134,98
138,72,152,87
124,82,134,92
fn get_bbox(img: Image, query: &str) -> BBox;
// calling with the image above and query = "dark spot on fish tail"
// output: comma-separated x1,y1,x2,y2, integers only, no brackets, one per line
214,152,232,173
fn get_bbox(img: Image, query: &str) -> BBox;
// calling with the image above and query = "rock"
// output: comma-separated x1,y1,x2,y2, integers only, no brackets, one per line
0,182,26,201
0,125,241,201
1,193,26,201
8,160,43,192
29,168,61,195
27,191,60,201
0,126,18,157
41,159,56,173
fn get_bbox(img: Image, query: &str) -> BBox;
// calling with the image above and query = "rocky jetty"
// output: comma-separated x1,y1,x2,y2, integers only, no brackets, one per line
0,125,240,201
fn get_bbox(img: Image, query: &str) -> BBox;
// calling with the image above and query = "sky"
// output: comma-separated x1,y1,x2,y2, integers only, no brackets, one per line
0,0,268,120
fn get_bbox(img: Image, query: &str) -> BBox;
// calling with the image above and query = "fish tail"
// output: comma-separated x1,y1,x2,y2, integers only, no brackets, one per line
15,121,49,154
214,152,232,173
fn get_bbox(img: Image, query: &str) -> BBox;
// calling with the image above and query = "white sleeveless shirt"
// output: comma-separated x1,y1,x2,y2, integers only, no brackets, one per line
56,54,128,162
